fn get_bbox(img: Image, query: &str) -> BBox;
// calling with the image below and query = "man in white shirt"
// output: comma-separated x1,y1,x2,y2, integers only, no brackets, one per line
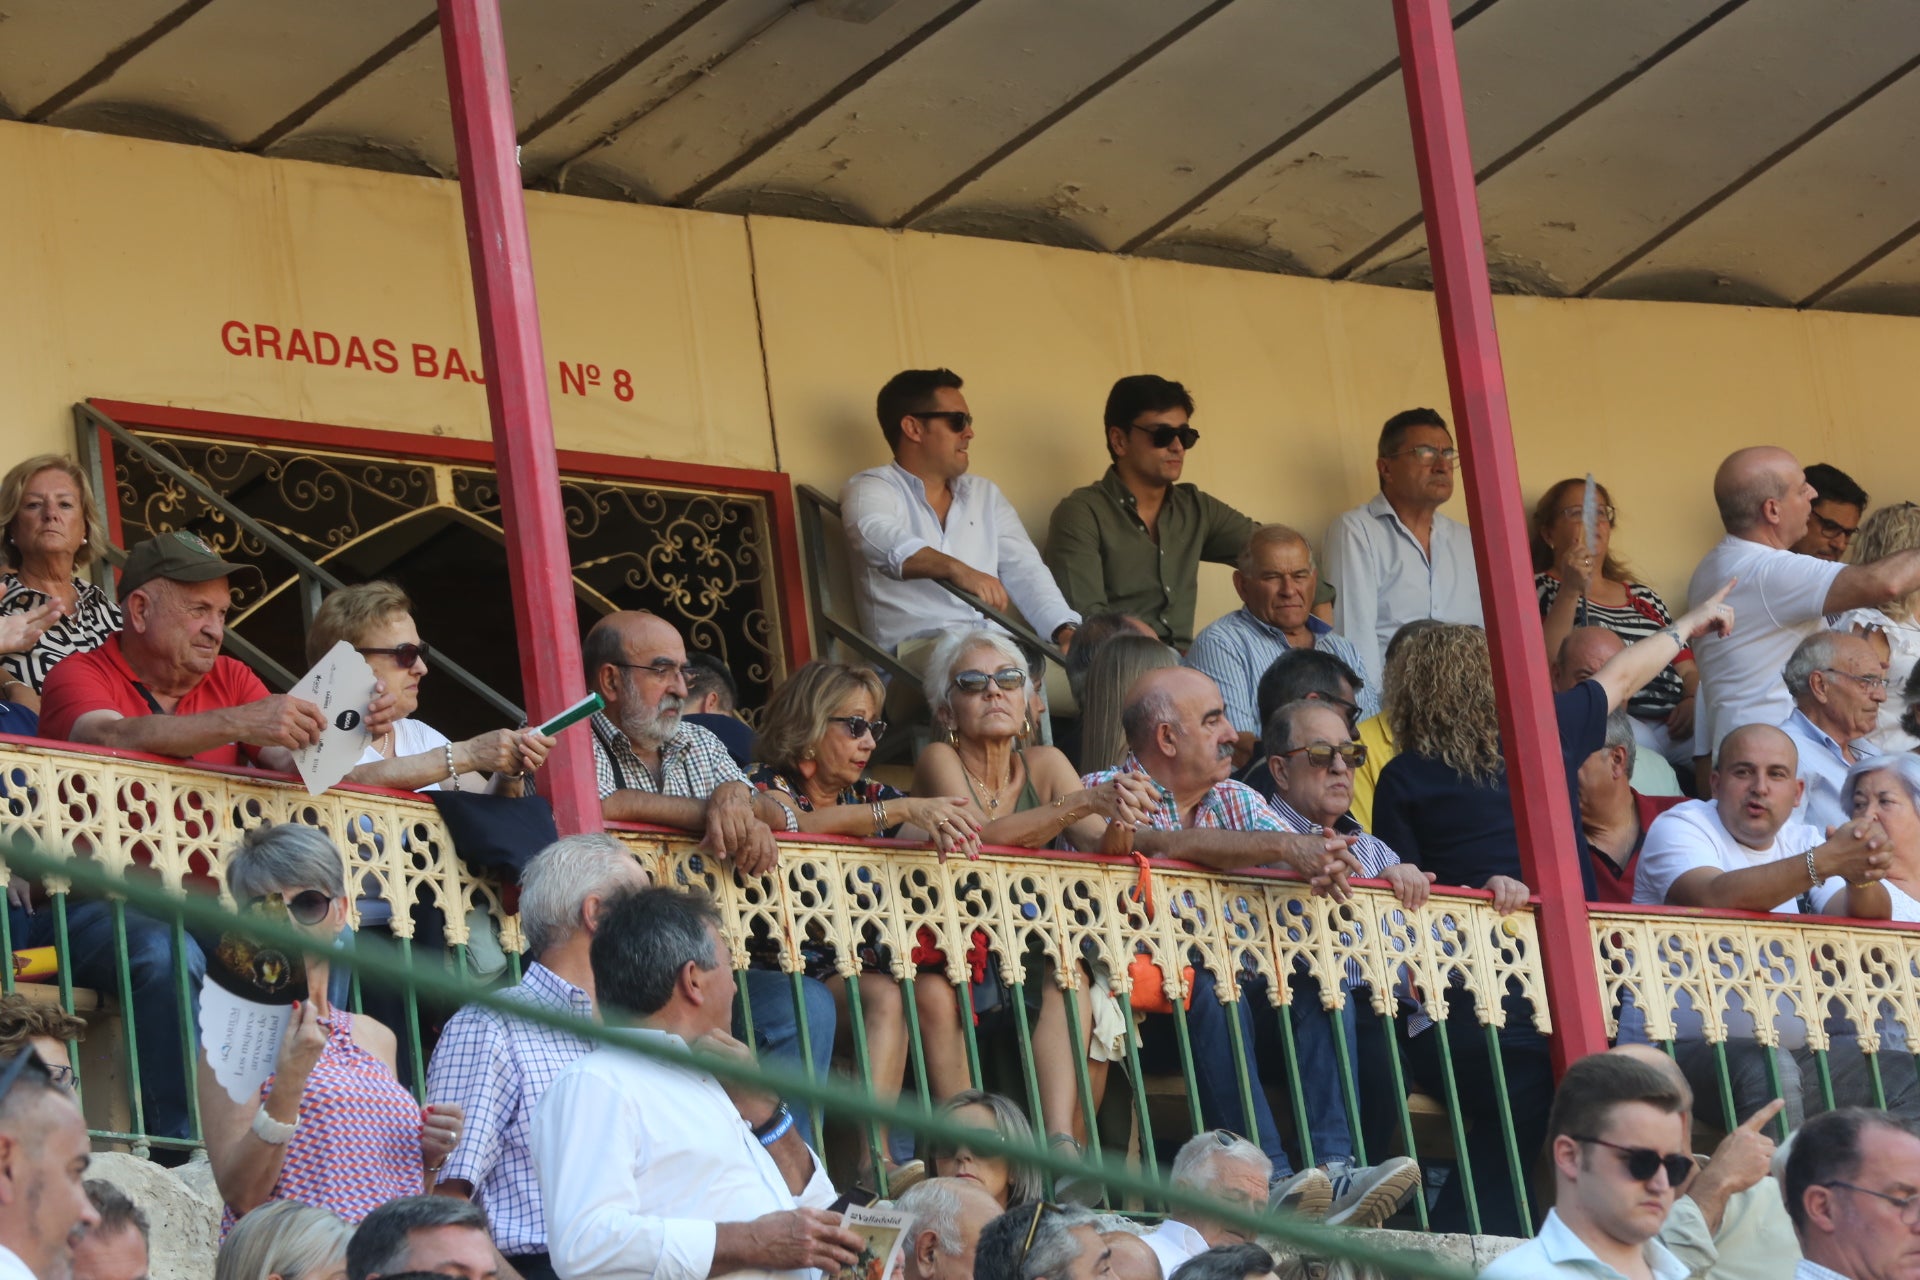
1779,631,1885,833
893,1178,1000,1280
1481,1052,1692,1280
0,1052,97,1280
1782,1106,1920,1280
1322,408,1482,682
1688,446,1920,760
841,368,1079,655
1139,1133,1271,1280
532,887,862,1280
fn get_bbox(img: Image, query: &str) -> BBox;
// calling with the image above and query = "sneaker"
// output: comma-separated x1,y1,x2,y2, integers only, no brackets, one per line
1267,1167,1333,1221
1323,1156,1422,1229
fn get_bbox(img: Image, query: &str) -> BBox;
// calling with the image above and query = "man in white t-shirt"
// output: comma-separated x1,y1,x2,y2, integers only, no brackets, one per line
1634,724,1897,1129
1688,447,1920,762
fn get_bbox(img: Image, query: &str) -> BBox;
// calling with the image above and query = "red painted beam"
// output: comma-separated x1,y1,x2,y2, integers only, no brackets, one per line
437,0,601,835
1391,0,1608,1072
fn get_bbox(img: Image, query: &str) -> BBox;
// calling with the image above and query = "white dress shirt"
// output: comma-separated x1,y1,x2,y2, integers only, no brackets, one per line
0,1244,34,1280
1778,708,1879,834
1480,1207,1690,1279
532,1028,835,1280
840,462,1078,652
1138,1218,1207,1280
1323,493,1482,682
1688,536,1844,756
1794,1263,1856,1280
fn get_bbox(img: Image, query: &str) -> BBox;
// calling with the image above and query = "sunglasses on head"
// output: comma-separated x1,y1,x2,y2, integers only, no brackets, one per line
952,667,1025,695
827,715,887,742
1017,1201,1062,1269
1573,1135,1693,1187
0,1050,53,1105
913,411,973,433
246,889,334,926
1127,422,1200,450
357,642,430,668
1279,741,1368,769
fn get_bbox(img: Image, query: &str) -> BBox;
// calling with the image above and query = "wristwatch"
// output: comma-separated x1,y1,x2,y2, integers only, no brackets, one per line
251,1106,298,1145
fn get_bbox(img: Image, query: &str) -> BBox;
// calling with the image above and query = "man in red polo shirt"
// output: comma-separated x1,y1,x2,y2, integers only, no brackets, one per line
1581,709,1686,904
39,532,379,767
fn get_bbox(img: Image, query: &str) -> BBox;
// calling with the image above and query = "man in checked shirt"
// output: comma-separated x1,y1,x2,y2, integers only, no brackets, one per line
426,835,652,1280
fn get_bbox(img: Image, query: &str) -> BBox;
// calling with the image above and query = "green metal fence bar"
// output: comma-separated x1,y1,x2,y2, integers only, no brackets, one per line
50,894,83,1115
1868,1050,1889,1110
1382,1012,1430,1231
1170,986,1206,1135
1219,986,1262,1146
1058,985,1104,1173
1428,1017,1481,1236
1118,1000,1159,1194
955,980,985,1091
1711,1041,1738,1132
898,974,932,1115
1005,980,1053,1199
791,972,828,1156
1273,999,1315,1170
3,843,1480,1280
1328,994,1367,1167
172,917,203,1141
736,967,758,1046
107,901,150,1155
1760,1045,1788,1140
397,936,427,1098
841,974,891,1195
0,902,13,995
1482,1024,1531,1230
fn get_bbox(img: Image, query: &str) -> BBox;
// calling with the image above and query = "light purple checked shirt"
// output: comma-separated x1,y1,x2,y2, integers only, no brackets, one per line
426,962,597,1255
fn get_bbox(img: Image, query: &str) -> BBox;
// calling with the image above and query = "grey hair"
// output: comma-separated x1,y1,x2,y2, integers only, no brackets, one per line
1169,1130,1273,1193
1235,523,1313,575
1845,754,1920,818
937,1089,1045,1206
216,1200,351,1280
1023,1206,1102,1280
227,823,346,901
920,627,1029,716
896,1179,967,1257
517,833,648,956
1120,682,1182,755
345,1196,489,1280
1602,708,1638,772
1783,630,1850,701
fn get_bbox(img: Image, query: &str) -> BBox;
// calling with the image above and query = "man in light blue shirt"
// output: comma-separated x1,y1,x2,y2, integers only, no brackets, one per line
1322,408,1482,681
1186,525,1376,768
1778,630,1885,833
1481,1052,1692,1279
840,368,1079,654
1784,1106,1920,1280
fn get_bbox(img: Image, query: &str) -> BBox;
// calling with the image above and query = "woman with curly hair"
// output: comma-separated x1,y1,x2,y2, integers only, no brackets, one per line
1832,502,1920,752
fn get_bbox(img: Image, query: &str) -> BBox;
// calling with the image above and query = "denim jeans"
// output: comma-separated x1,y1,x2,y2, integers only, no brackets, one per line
737,969,837,1146
12,899,206,1143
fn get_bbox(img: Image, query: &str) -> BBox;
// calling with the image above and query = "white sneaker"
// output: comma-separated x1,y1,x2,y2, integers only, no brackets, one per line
1267,1167,1333,1221
1323,1156,1422,1229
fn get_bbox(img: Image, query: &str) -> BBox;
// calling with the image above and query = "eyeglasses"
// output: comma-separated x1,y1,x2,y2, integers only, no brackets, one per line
912,411,973,433
1811,512,1859,541
952,667,1026,695
1557,503,1617,525
246,889,334,926
357,642,430,668
1822,1180,1920,1225
1572,1135,1693,1187
827,715,887,741
1017,1201,1062,1270
44,1063,74,1089
1821,669,1890,693
611,659,696,682
1385,444,1459,466
1126,422,1200,450
1278,741,1368,769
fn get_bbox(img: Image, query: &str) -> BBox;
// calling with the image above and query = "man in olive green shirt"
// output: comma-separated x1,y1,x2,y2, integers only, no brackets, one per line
1045,375,1257,649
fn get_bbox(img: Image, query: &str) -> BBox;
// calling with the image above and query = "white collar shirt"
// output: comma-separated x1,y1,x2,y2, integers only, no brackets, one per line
1479,1208,1690,1280
1322,493,1482,682
532,1028,835,1280
839,462,1078,652
1779,708,1879,834
1139,1219,1208,1280
0,1244,34,1280
1794,1263,1856,1280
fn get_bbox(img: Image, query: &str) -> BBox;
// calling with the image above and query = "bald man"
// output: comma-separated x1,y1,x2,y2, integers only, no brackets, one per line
1554,628,1683,798
1104,1231,1162,1280
1688,446,1920,759
1611,1045,1801,1280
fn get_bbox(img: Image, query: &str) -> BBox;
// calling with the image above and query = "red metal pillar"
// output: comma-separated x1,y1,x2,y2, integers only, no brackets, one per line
1391,0,1608,1071
438,0,601,835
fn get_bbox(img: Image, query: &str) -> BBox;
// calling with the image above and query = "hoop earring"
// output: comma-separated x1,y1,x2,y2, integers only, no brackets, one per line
1020,714,1033,739
943,724,957,747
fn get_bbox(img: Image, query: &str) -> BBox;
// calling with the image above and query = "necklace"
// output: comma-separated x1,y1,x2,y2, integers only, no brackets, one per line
958,751,1011,814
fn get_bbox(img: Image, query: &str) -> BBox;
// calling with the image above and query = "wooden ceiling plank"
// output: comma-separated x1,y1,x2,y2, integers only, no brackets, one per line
247,9,440,152
25,0,220,122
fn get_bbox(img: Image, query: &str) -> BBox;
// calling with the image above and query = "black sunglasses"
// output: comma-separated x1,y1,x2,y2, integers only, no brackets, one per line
1573,1135,1693,1187
1127,422,1199,450
246,889,334,926
952,667,1025,695
913,411,973,433
1278,742,1368,769
357,642,430,668
827,715,887,741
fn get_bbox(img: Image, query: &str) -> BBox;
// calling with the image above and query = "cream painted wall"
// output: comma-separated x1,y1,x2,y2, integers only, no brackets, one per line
5,120,1918,647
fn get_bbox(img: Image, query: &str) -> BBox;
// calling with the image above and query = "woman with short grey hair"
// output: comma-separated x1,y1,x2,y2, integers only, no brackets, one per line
200,823,464,1231
1813,754,1920,921
214,1199,351,1280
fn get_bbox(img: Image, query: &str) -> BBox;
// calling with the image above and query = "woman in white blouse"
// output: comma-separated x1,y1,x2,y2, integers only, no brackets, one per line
1815,755,1920,921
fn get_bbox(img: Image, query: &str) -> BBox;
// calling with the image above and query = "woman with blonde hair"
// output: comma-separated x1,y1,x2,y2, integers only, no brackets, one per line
1076,633,1181,772
1833,502,1920,752
0,454,119,710
214,1200,351,1280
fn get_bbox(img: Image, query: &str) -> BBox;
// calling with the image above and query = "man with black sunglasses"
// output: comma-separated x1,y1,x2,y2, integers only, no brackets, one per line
1480,1052,1691,1279
842,368,1079,658
1046,375,1257,650
0,1051,99,1280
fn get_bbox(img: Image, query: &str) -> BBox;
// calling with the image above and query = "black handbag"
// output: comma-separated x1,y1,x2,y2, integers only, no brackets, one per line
427,791,559,882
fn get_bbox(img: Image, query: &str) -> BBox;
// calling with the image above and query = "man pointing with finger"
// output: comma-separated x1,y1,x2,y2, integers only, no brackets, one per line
533,887,864,1280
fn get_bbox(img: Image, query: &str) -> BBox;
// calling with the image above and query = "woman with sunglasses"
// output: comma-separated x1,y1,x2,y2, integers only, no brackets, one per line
912,628,1158,1154
199,823,463,1229
1530,478,1698,769
748,660,979,1179
307,582,552,793
928,1088,1044,1209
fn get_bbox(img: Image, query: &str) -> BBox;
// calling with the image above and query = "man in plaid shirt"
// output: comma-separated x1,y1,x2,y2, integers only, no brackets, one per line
426,834,651,1280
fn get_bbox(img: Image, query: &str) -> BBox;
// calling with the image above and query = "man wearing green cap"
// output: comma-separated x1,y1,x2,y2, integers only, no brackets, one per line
38,531,389,768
